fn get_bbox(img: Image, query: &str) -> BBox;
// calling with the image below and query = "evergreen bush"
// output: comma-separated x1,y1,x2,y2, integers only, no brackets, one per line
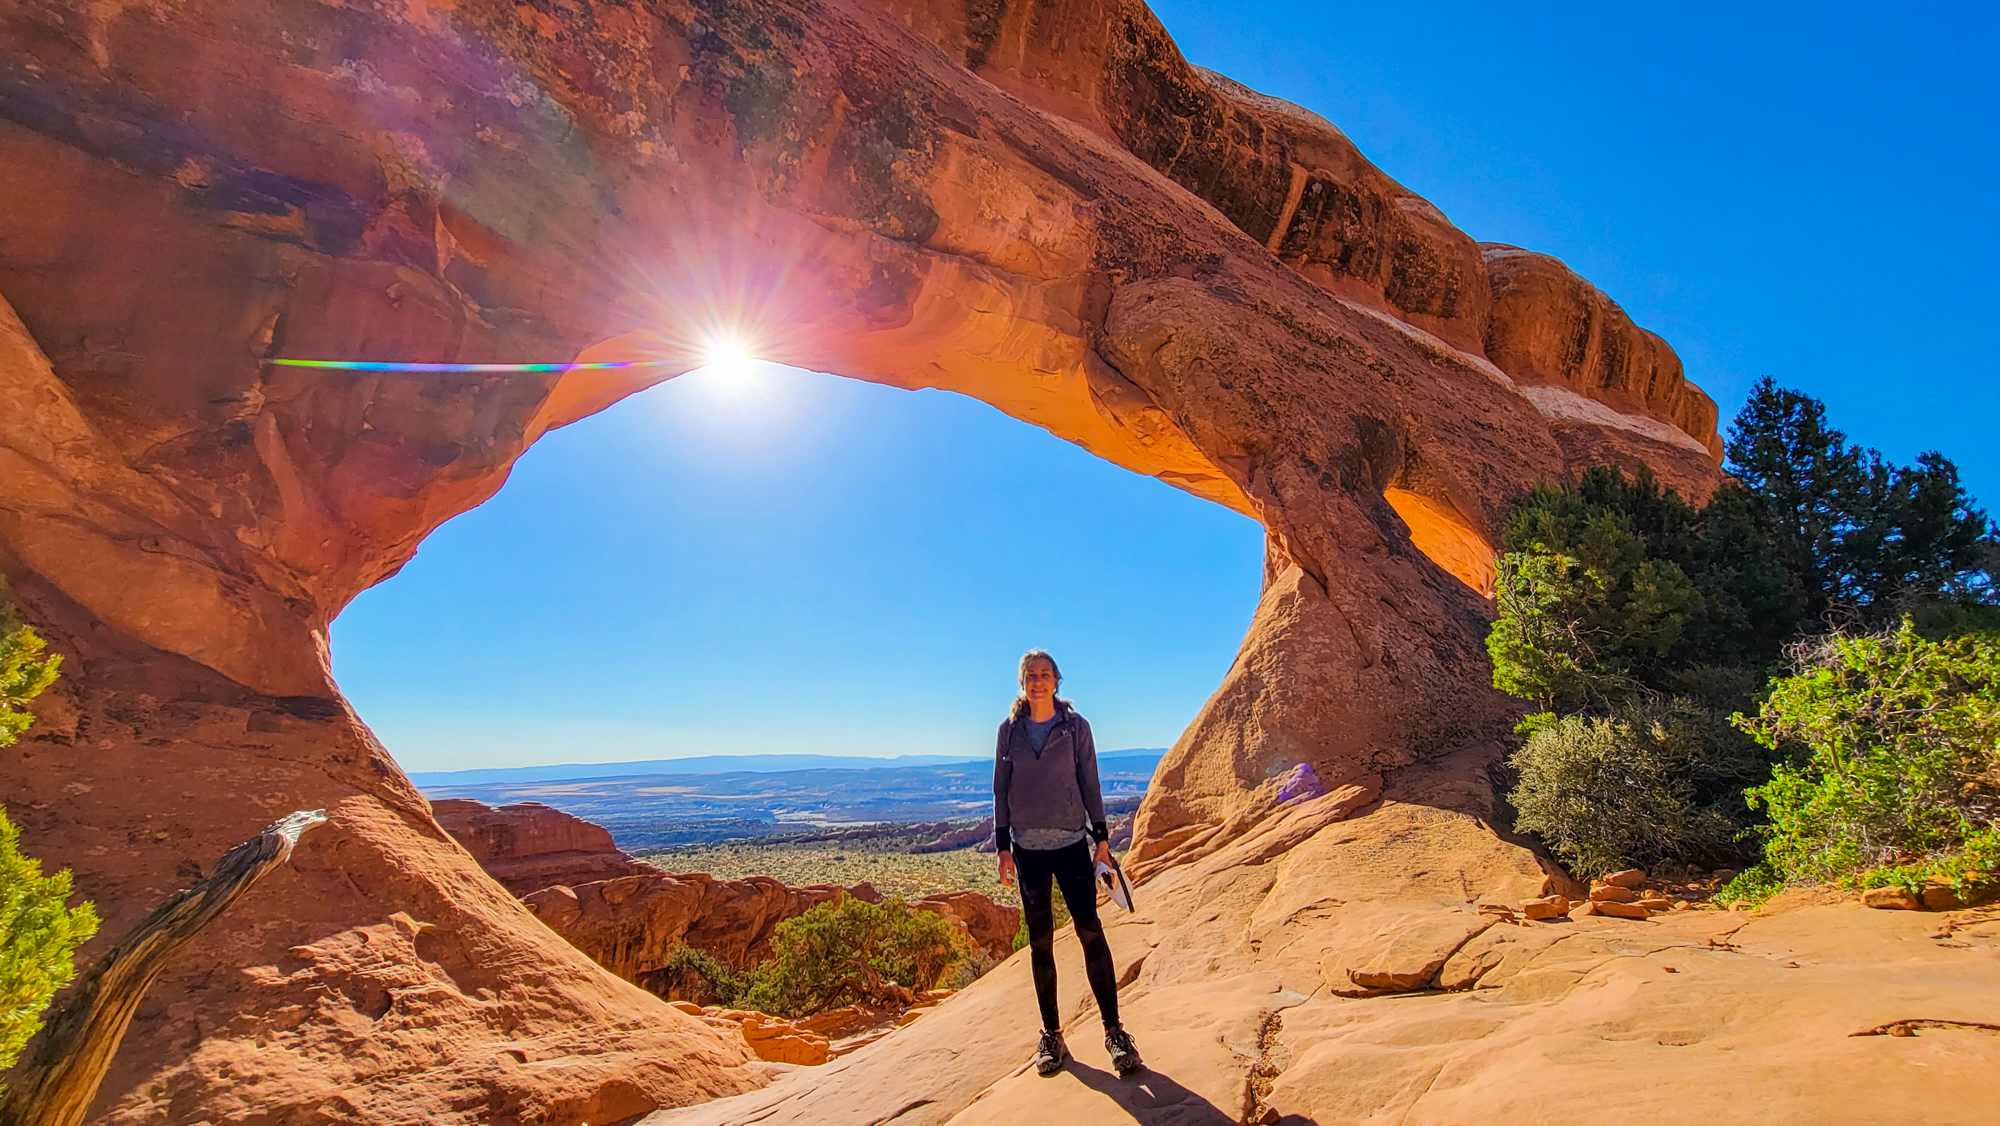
739,894,970,1018
644,944,748,1008
1507,697,1767,878
0,605,95,1090
1732,622,2000,898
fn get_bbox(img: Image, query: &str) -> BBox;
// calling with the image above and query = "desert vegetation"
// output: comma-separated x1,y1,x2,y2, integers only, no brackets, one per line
0,599,98,1091
644,828,1005,899
656,893,972,1017
1492,379,2000,903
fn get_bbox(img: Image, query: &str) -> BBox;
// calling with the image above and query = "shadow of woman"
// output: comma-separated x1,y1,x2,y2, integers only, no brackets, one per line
1060,1059,1275,1125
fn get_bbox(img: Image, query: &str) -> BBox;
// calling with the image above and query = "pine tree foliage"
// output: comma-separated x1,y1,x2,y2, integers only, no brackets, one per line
0,593,96,1092
1727,377,1998,620
0,810,98,1085
1487,466,1792,715
0,612,60,748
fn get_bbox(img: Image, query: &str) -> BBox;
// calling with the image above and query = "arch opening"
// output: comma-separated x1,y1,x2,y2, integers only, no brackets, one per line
331,361,1268,775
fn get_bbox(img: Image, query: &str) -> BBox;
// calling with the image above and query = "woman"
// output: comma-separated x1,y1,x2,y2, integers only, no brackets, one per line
994,649,1144,1078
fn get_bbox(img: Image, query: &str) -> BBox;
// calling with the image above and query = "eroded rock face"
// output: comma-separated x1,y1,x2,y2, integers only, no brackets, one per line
433,798,656,895
0,0,1727,1120
521,870,1021,990
526,873,881,980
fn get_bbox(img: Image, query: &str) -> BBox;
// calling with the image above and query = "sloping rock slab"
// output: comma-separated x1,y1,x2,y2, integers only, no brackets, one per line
1332,910,1495,995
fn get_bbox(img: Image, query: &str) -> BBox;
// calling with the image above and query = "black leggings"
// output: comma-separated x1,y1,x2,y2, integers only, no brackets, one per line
1015,839,1120,1032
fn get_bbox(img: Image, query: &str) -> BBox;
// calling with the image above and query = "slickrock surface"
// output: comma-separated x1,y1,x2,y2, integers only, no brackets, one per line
648,754,2000,1126
432,798,656,895
0,0,1782,1120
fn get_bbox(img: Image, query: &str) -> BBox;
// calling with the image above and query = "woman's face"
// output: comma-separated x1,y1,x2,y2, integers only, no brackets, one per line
1022,658,1058,703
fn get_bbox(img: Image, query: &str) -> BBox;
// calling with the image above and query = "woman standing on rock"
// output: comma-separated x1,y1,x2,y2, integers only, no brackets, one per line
994,649,1143,1078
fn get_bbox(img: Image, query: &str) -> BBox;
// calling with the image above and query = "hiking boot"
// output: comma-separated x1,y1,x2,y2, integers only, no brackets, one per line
1033,1028,1068,1076
1105,1025,1144,1076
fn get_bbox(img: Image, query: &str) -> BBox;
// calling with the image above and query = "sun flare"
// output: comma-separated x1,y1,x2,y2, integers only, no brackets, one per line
704,338,757,379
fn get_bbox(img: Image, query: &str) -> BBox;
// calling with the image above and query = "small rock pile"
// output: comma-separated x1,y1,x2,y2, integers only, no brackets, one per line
1517,869,1690,922
1861,882,1994,911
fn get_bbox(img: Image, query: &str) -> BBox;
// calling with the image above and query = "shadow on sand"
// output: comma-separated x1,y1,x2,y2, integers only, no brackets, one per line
1060,1059,1315,1125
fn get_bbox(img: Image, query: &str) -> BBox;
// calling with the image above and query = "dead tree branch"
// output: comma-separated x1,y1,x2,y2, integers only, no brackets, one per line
0,809,328,1126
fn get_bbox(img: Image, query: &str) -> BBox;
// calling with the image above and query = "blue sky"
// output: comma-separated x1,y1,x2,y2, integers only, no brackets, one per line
332,2,1997,772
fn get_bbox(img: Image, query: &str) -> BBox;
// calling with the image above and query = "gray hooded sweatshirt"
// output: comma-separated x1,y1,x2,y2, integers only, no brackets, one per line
992,700,1108,852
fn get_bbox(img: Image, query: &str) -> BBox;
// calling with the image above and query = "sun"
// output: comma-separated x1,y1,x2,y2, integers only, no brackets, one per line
703,338,757,379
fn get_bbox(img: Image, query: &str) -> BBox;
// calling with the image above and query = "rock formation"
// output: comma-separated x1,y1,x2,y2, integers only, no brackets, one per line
523,873,880,980
431,798,656,895
645,750,2000,1126
431,799,1023,980
0,0,1828,1120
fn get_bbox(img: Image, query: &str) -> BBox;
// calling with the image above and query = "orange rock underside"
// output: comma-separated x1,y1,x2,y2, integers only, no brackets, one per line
0,0,1731,1121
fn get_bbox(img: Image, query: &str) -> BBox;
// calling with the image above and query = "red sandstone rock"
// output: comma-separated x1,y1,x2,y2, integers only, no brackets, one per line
0,0,1733,1118
525,874,880,985
1522,895,1571,921
1591,885,1642,904
1593,901,1654,920
736,1014,832,1066
1862,886,1921,911
1602,869,1649,890
433,798,654,895
909,890,1023,961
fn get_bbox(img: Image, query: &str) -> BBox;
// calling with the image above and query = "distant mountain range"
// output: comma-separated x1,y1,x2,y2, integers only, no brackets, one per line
408,748,1167,788
413,749,1168,850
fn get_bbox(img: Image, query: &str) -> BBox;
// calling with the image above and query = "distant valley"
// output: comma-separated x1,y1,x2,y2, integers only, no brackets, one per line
415,749,1166,850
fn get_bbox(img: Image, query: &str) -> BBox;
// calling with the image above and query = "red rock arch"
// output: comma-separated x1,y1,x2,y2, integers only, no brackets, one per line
0,0,1719,1119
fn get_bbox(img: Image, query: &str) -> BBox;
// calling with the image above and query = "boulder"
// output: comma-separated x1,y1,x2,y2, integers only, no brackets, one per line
1522,895,1571,921
1333,911,1495,994
1601,869,1649,889
1590,885,1642,903
1920,883,1969,911
1592,900,1653,920
1862,886,1922,911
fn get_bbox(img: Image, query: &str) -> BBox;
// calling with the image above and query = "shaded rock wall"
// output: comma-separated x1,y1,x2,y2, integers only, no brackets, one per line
0,0,1721,1120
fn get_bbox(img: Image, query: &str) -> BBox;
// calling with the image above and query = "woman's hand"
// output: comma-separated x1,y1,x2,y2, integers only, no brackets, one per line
997,850,1015,888
1095,840,1112,868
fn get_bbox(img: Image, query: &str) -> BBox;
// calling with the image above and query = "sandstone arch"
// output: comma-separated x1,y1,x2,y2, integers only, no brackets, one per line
0,0,1721,1120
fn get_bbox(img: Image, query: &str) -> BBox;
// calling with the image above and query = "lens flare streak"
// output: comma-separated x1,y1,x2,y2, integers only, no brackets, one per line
265,359,680,373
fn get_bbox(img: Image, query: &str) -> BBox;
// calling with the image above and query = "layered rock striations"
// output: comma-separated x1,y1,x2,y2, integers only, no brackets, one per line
0,0,1734,1120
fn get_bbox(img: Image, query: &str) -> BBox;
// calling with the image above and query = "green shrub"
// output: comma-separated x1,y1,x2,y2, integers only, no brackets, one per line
1508,697,1767,878
0,809,99,1084
1487,517,1701,714
643,944,748,1008
0,607,93,1091
1736,622,2000,895
0,617,60,747
739,894,971,1017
